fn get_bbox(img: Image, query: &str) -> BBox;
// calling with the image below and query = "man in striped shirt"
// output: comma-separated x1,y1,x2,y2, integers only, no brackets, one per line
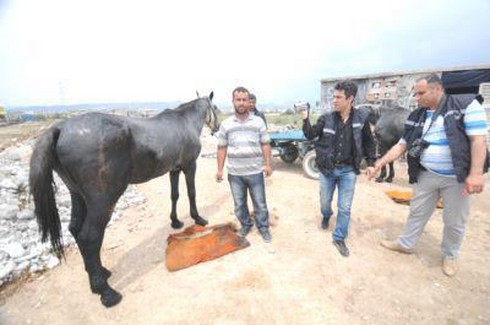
216,86,273,243
367,73,489,277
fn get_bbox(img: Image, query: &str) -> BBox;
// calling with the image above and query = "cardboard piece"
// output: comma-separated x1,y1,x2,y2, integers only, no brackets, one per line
165,223,250,271
385,190,443,208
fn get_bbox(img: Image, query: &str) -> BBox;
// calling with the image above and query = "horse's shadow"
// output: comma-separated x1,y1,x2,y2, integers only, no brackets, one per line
109,225,167,291
109,193,230,291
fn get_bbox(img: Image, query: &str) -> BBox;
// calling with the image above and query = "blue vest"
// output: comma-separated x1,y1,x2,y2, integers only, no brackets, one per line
405,94,489,183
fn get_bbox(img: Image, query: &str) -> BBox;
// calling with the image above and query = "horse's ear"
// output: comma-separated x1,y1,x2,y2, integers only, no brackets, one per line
196,91,200,98
209,91,214,101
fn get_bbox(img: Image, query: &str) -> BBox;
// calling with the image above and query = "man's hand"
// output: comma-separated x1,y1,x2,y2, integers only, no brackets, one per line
462,173,485,195
216,171,224,183
264,165,273,177
365,166,379,180
366,158,384,180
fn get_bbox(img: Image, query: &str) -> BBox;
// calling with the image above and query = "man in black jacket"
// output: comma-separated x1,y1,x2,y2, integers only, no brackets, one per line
249,93,267,127
301,81,376,257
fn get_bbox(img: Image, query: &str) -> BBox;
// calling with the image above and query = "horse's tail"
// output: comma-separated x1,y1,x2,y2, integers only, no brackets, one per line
29,126,64,258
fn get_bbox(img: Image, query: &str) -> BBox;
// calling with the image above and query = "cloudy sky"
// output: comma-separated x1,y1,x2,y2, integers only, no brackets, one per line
0,0,489,108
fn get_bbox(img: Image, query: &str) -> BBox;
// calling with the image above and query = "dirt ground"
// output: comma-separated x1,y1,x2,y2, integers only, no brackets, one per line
1,128,490,324
0,121,57,151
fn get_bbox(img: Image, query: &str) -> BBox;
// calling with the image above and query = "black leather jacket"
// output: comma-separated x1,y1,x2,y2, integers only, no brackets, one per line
303,108,376,175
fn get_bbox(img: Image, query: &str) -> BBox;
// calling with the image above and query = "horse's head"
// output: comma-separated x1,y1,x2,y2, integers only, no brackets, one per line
203,91,220,135
356,104,381,126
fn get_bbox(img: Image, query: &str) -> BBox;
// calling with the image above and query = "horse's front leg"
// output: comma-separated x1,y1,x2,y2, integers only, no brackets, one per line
184,161,208,226
170,170,184,229
376,165,387,183
385,162,395,183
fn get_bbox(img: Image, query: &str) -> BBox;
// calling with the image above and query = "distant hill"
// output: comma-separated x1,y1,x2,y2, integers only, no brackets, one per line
6,100,297,115
6,101,183,114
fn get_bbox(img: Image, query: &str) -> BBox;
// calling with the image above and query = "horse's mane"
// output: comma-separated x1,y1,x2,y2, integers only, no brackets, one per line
154,98,201,117
173,98,200,112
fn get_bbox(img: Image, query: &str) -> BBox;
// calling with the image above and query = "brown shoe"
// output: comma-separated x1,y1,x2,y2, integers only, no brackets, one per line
442,258,458,277
380,240,414,254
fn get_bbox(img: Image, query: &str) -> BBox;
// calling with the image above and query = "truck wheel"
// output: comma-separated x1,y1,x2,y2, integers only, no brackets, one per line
302,151,319,179
280,144,299,163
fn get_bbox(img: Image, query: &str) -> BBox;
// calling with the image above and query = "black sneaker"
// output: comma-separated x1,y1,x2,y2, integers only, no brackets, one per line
237,226,252,238
332,239,349,257
259,229,272,243
321,217,330,230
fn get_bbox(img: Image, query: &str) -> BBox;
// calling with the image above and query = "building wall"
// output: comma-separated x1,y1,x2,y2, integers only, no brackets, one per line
320,72,432,112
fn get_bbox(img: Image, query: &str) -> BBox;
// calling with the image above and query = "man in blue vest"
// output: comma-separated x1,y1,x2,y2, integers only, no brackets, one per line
301,81,376,257
367,73,489,276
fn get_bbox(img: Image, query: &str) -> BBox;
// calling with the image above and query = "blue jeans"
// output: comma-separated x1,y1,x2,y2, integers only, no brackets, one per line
228,173,269,231
319,166,357,241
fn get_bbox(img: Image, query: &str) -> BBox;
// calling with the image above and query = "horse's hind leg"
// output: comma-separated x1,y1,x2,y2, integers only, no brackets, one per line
77,200,122,307
169,170,184,229
68,191,86,239
69,191,112,280
184,160,207,226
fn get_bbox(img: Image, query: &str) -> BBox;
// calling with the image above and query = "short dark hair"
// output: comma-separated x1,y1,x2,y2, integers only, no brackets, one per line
232,86,250,100
249,93,257,100
416,73,443,87
334,81,358,99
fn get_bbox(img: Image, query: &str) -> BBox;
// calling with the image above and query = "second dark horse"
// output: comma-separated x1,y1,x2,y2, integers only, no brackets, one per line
363,105,410,182
29,93,219,307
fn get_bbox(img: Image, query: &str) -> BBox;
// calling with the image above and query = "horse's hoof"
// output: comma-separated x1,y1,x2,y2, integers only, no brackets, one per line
171,219,184,229
194,216,208,226
386,178,393,183
375,177,384,183
100,288,122,308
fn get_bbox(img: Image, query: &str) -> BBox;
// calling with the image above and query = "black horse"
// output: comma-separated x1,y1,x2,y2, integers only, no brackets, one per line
361,104,410,182
29,93,219,307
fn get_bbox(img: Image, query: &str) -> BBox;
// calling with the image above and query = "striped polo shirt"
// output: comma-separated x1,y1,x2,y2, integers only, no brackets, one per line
217,114,270,176
400,99,487,177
